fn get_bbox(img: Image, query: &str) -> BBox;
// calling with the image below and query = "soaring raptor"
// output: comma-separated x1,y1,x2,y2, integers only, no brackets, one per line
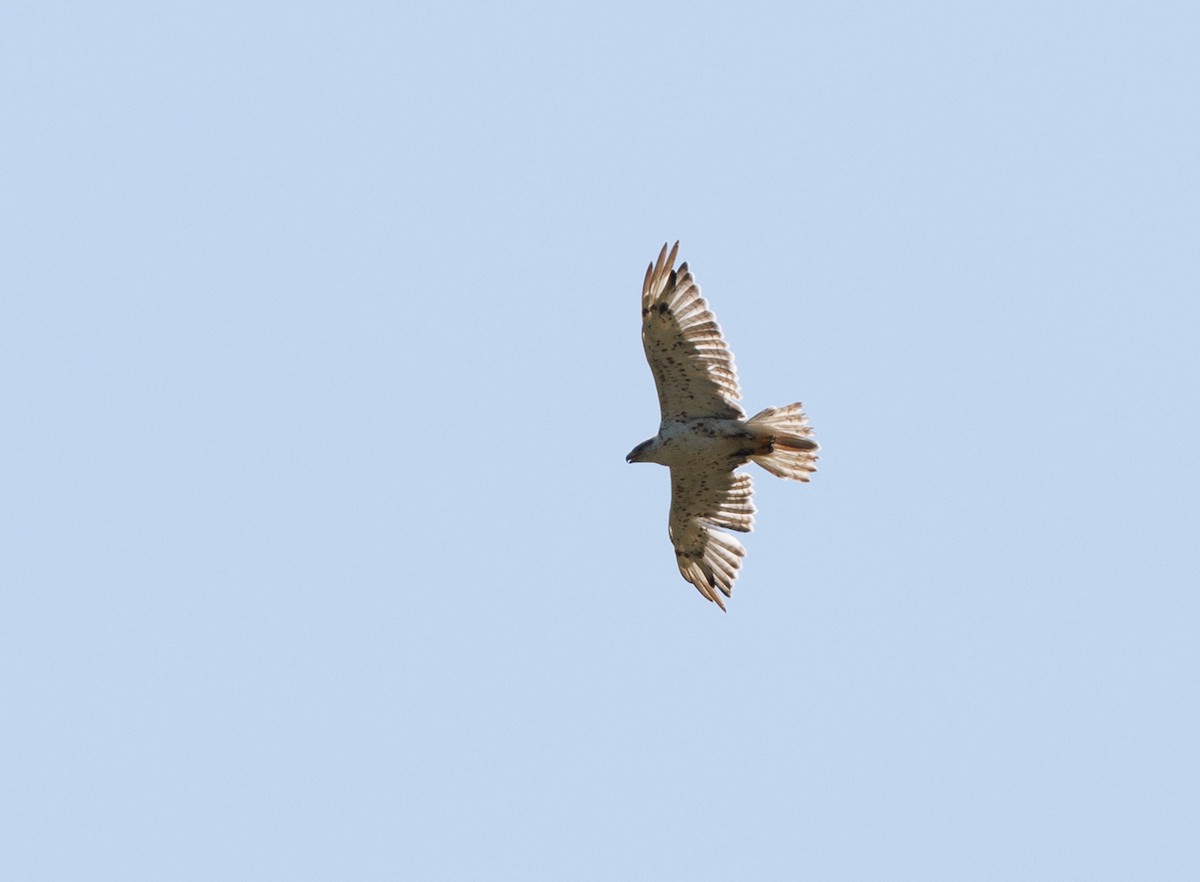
627,242,818,610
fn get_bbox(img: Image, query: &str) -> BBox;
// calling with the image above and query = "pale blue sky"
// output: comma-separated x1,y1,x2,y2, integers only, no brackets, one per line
4,2,1199,879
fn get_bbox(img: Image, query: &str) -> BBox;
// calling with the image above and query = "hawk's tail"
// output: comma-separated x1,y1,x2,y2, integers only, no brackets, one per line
746,403,819,482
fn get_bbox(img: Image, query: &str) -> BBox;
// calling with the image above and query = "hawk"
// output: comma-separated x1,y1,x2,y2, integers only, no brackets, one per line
627,242,818,610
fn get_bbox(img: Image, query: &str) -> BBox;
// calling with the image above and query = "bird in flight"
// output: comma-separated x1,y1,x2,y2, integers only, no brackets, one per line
627,242,818,610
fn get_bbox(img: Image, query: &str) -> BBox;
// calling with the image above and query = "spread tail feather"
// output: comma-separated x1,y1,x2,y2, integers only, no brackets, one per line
746,403,819,481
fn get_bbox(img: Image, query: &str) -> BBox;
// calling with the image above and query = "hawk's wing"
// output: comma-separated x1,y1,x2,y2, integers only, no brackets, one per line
668,467,756,611
642,242,744,422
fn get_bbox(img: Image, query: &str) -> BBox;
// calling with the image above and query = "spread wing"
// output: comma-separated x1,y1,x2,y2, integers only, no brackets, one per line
642,242,744,421
668,467,756,611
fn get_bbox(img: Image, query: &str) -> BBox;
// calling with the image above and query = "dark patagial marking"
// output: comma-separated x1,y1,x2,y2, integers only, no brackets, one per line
657,302,670,315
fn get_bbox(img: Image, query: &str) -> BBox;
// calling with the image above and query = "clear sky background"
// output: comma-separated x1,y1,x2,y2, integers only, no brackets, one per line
4,2,1198,879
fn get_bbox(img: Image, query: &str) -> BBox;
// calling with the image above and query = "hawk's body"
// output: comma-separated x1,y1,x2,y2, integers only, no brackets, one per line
627,242,818,610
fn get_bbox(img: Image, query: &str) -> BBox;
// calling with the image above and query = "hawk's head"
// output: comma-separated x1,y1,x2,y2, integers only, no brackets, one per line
626,439,654,463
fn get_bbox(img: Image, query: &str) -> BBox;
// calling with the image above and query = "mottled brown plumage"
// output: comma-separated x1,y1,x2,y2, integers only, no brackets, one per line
627,242,818,610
